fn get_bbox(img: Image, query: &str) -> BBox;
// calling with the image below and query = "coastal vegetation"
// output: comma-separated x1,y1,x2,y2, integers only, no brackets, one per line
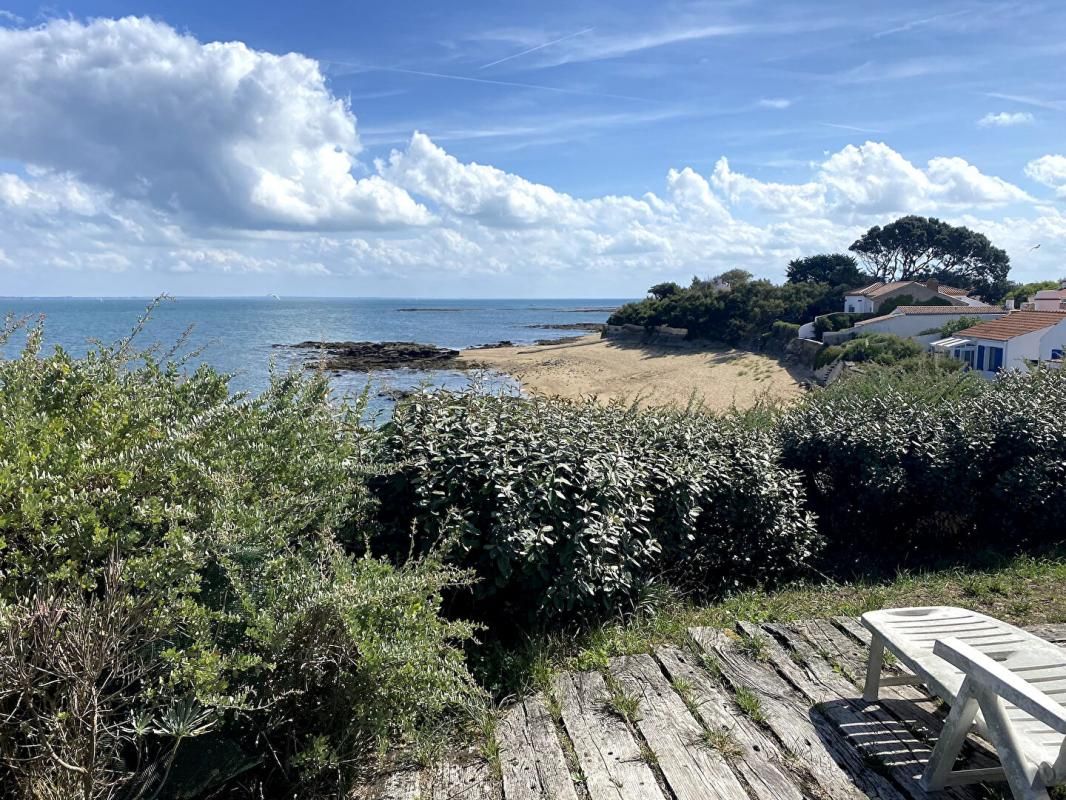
609,214,1017,346
2,308,1066,798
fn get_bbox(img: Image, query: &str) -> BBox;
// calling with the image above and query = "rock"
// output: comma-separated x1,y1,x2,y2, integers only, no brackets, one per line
279,340,461,371
525,322,605,331
376,387,416,401
466,340,515,350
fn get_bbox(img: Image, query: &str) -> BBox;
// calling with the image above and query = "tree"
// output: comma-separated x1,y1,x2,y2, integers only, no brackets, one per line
938,316,981,337
648,281,682,300
848,216,1010,299
786,253,865,287
716,268,754,287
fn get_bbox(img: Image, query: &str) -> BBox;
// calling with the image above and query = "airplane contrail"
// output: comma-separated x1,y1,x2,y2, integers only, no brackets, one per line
367,65,650,102
479,27,595,69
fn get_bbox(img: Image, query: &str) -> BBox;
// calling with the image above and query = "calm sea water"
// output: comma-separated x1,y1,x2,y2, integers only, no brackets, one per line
0,297,625,416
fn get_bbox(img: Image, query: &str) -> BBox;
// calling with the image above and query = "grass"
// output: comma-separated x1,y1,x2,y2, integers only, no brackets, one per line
472,552,1066,701
732,686,767,725
603,675,643,724
700,728,743,759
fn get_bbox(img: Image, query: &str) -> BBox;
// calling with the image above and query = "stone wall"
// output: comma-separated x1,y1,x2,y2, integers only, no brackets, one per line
785,337,825,367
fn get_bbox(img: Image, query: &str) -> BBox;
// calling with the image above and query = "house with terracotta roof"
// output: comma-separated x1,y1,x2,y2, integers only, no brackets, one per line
932,310,1066,376
842,278,978,314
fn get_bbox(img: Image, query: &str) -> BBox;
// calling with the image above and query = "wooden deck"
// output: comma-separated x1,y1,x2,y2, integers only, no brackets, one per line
365,619,1066,800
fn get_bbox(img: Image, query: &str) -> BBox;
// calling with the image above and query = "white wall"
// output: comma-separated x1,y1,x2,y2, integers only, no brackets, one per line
798,321,816,339
855,311,1005,340
1038,319,1066,361
844,295,874,314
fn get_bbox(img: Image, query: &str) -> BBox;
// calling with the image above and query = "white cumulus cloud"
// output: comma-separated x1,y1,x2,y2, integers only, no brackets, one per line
1025,155,1066,197
0,17,431,230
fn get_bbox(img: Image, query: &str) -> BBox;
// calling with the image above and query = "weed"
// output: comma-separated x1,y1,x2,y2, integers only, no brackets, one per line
733,686,766,725
700,728,743,759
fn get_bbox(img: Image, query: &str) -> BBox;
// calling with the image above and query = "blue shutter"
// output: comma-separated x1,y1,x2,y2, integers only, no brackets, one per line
988,347,1004,372
976,345,985,370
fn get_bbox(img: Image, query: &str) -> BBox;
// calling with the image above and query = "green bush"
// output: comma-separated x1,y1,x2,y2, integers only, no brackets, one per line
609,272,845,345
0,316,477,799
779,365,1066,571
814,333,922,369
877,293,951,315
814,345,844,368
813,312,875,336
376,393,819,625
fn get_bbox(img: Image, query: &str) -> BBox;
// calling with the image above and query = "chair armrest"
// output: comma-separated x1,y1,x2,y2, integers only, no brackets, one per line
934,637,1066,735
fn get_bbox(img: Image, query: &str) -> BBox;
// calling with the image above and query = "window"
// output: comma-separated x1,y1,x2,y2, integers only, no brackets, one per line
976,345,986,371
987,346,1004,372
963,349,975,368
847,305,855,313
1052,348,1064,361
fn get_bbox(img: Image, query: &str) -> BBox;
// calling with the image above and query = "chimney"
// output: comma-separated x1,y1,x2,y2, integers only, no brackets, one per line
926,278,939,292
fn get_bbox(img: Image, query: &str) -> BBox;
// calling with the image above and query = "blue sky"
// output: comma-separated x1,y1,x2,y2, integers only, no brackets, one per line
0,0,1064,296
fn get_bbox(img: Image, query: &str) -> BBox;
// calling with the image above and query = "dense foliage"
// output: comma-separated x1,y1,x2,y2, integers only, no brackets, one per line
849,215,1011,300
786,253,865,286
0,318,477,799
609,271,844,345
815,333,924,368
780,365,1066,570
377,393,819,625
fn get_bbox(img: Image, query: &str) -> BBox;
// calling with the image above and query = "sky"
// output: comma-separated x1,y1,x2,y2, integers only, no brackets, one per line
0,1,1064,297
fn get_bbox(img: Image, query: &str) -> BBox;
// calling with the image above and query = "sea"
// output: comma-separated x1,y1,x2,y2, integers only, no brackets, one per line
0,297,627,418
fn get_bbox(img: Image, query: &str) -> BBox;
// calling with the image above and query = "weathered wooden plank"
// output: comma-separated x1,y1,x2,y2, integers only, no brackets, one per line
758,621,990,800
425,756,499,800
554,670,667,800
1023,623,1066,645
497,694,580,800
359,769,422,800
795,620,940,730
655,646,806,800
608,653,748,800
690,625,894,800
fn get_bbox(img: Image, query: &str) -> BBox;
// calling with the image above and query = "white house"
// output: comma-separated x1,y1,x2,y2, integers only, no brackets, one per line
843,279,976,314
932,311,1066,377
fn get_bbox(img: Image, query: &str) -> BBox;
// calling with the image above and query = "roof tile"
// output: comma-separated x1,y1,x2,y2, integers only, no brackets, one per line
956,311,1066,341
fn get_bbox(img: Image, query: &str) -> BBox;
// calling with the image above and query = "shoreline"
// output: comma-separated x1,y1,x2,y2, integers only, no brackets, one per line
459,333,809,411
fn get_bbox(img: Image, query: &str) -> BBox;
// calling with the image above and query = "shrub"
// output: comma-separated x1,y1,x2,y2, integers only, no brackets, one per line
813,312,875,336
814,334,922,369
779,365,1066,572
0,315,477,798
609,273,845,345
376,393,819,625
936,316,981,337
814,345,844,368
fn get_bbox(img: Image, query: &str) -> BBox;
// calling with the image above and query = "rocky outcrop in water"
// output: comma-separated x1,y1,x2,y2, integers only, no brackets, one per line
525,322,605,331
279,341,462,371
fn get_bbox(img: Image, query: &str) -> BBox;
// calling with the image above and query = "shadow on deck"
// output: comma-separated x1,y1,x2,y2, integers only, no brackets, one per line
359,619,1066,799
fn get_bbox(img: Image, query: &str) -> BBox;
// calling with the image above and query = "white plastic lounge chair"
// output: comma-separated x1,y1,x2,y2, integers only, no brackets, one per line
861,606,1066,799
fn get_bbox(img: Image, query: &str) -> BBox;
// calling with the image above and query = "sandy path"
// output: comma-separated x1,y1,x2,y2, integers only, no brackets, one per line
460,334,808,411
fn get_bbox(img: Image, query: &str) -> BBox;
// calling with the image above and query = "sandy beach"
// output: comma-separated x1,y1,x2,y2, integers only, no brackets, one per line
461,333,808,411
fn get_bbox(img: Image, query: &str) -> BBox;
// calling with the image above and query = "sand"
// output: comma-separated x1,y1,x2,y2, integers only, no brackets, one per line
460,334,809,411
